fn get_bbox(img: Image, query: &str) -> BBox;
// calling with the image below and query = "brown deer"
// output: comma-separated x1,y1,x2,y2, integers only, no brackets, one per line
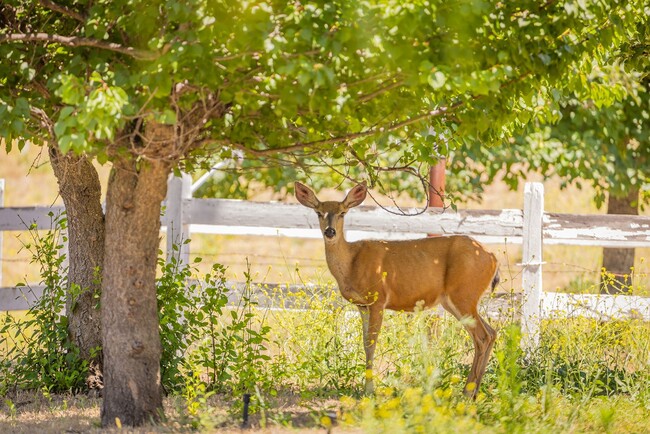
295,181,499,397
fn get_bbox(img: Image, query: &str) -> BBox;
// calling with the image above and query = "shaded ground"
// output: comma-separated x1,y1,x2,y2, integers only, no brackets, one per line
0,390,357,433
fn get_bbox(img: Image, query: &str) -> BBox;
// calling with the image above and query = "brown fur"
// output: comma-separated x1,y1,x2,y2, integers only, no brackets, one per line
295,182,498,398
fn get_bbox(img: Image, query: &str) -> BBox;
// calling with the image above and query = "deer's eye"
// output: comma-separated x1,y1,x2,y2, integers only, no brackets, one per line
316,212,324,218
340,212,346,216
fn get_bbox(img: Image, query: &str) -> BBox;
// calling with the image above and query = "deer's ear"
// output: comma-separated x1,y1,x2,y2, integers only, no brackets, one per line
295,182,320,209
343,182,367,209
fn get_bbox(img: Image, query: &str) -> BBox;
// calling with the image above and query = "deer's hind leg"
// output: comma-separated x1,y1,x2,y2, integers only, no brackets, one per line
441,294,496,399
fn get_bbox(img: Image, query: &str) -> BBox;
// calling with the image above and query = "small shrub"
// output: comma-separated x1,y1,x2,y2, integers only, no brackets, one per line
0,213,89,394
157,252,231,393
157,254,272,411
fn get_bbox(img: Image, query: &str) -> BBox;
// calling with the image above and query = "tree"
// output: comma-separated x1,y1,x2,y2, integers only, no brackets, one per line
48,147,105,367
522,82,648,294
449,32,649,293
1,0,646,427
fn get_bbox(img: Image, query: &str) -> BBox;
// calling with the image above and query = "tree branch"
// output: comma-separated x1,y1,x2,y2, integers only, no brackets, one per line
357,78,405,103
205,101,463,157
198,67,537,160
30,107,55,140
38,0,86,23
0,33,157,60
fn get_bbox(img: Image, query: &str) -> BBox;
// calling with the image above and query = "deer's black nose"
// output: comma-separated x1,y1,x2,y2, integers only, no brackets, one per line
324,227,336,238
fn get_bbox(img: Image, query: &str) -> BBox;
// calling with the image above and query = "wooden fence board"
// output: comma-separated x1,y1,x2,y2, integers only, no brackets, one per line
0,206,66,231
2,182,650,328
541,292,650,321
544,212,650,247
188,198,525,237
0,285,44,311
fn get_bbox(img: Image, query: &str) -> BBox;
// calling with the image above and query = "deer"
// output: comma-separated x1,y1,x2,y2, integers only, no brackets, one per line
295,181,499,398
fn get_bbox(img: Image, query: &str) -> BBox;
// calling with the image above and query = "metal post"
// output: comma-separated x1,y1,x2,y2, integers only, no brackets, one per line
427,158,446,238
428,158,446,208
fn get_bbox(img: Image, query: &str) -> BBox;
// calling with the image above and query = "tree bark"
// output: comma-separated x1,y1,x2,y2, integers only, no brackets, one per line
601,188,639,294
48,146,104,368
100,123,173,427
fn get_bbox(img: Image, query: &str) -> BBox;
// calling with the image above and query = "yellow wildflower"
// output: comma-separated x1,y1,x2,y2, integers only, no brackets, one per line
422,394,435,413
320,415,332,428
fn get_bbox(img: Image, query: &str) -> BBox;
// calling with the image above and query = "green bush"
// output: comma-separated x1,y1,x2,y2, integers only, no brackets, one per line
157,255,271,401
0,213,89,394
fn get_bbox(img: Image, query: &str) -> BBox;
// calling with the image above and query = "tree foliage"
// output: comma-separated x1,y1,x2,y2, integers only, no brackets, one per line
447,8,650,206
1,0,647,198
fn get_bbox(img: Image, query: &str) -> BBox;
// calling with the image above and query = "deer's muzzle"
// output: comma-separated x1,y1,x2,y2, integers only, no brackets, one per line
324,227,336,238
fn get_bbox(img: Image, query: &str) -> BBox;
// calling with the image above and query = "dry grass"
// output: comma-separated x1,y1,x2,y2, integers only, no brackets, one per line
0,391,100,434
0,390,361,433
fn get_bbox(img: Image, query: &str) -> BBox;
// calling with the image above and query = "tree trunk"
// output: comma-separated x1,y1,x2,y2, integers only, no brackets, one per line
601,188,639,294
49,146,104,369
100,124,173,427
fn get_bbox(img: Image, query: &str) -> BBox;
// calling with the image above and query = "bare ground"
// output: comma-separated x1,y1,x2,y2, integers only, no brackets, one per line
0,390,357,434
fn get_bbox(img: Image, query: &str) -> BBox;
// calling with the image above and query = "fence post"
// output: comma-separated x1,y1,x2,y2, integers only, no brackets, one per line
521,182,544,349
166,173,192,265
0,179,4,287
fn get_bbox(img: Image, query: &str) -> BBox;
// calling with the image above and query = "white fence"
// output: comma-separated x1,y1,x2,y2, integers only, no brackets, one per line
1,177,650,346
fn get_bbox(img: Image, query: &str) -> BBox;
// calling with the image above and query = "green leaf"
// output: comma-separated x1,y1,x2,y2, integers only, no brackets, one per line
428,71,447,90
158,109,177,125
96,149,109,165
58,136,72,154
59,106,75,119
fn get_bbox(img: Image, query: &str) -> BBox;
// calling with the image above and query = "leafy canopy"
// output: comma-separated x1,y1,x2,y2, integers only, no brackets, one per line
449,17,649,206
1,0,647,198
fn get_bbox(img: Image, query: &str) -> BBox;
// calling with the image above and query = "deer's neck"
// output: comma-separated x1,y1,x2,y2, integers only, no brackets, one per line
323,237,357,285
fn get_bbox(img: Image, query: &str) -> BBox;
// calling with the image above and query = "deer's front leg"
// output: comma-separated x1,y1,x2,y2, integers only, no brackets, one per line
358,304,383,395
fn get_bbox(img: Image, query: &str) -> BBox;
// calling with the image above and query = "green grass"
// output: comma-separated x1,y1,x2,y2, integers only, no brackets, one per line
154,275,650,433
252,287,650,433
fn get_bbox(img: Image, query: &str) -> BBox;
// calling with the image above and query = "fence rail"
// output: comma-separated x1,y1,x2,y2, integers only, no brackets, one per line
1,177,649,347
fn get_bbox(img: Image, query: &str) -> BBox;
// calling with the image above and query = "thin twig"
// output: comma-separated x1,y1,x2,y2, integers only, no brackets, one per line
0,33,157,60
357,78,405,103
38,0,86,23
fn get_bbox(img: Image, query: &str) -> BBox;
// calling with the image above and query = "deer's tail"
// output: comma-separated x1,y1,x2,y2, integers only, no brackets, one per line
490,269,500,293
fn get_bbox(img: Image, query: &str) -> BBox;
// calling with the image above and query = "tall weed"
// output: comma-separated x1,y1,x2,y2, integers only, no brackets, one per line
264,281,365,396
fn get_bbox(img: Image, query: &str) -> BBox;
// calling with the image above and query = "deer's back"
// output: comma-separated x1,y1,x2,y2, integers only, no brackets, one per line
343,235,497,311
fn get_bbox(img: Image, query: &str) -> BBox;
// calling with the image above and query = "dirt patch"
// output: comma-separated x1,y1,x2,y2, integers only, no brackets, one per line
0,390,360,433
0,392,100,434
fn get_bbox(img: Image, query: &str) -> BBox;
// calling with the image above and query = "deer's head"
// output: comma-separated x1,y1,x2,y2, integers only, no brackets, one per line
295,182,367,243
